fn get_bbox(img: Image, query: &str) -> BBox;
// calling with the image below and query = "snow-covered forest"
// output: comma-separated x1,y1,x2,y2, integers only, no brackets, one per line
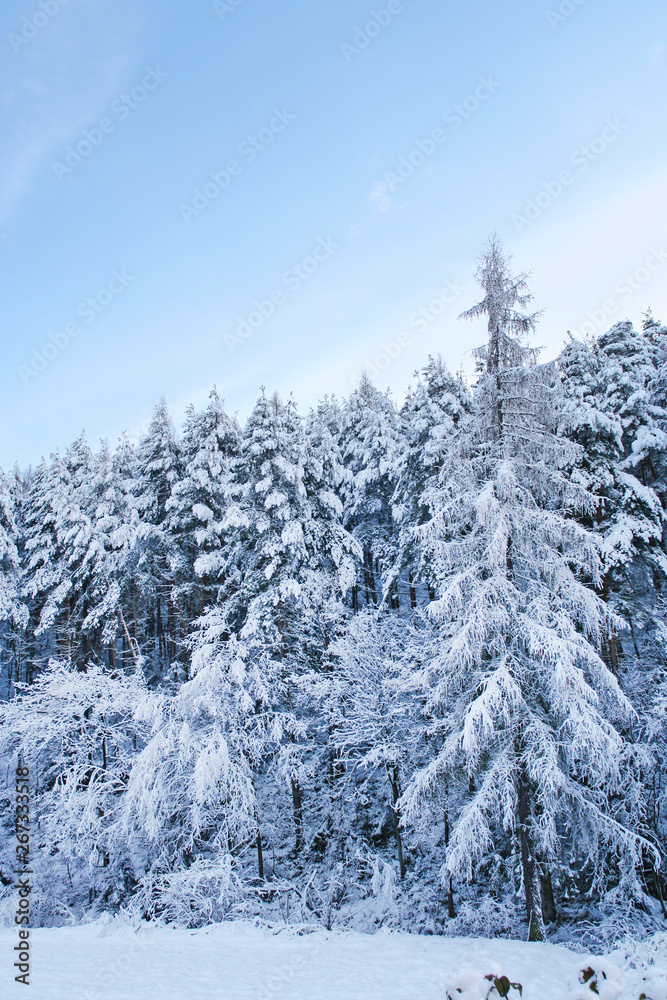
2,239,666,948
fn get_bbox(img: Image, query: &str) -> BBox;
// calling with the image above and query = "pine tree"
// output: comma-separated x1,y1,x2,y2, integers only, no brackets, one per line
392,356,472,609
460,234,541,377
79,437,143,670
135,401,183,683
0,467,28,695
559,322,667,669
401,239,649,941
136,399,182,528
25,433,139,672
166,388,241,620
341,373,404,609
644,308,667,512
23,450,79,670
215,390,357,852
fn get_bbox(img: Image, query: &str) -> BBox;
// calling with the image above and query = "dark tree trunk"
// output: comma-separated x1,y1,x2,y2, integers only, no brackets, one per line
444,794,455,917
156,597,163,662
540,871,557,924
600,570,620,674
447,875,456,918
291,777,304,852
517,768,546,941
408,571,417,610
363,551,377,607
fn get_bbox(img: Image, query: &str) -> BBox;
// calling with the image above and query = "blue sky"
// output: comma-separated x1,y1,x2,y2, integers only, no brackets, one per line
1,0,665,469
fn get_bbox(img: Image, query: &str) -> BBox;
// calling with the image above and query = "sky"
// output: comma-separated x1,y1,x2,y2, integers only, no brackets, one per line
1,0,665,470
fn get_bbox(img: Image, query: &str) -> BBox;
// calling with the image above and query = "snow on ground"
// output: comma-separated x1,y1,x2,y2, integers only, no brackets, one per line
1,920,664,1000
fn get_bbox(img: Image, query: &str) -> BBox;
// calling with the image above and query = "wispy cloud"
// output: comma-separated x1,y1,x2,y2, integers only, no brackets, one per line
0,1,144,226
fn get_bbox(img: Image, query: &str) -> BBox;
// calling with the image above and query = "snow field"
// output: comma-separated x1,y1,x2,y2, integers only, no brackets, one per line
2,921,665,1000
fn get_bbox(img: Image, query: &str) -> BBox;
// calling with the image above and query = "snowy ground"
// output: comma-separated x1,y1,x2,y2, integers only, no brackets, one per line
2,920,665,1000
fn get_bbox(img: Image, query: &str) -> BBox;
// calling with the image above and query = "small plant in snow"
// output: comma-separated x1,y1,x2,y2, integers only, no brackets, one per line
639,968,667,1000
570,958,624,1000
446,964,523,1000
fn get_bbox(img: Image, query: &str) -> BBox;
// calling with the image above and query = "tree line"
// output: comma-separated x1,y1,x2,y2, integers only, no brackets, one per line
1,238,666,942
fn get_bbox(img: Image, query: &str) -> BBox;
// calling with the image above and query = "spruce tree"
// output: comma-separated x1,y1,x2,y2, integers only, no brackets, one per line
401,239,648,941
135,400,182,683
341,373,404,608
559,322,667,668
166,388,241,620
392,356,472,609
0,468,28,694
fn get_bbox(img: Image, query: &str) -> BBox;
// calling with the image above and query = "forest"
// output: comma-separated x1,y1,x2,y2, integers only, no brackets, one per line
1,239,666,948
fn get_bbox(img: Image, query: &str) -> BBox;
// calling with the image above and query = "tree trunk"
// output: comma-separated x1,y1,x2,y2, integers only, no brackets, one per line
408,571,417,611
387,764,406,879
627,616,641,658
118,607,141,670
540,871,557,924
156,597,164,663
444,793,456,917
517,768,546,941
291,777,304,852
363,551,377,607
601,571,619,675
65,597,71,661
256,830,264,880
447,874,456,918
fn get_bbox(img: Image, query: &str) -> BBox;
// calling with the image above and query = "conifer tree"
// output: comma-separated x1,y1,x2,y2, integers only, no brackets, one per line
23,450,80,669
78,437,143,670
559,322,667,668
213,389,357,852
135,401,183,683
0,468,28,694
392,356,472,609
341,373,404,608
401,239,648,941
166,388,241,620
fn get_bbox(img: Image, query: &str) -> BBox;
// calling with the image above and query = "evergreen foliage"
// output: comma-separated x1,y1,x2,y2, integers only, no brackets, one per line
2,239,666,944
